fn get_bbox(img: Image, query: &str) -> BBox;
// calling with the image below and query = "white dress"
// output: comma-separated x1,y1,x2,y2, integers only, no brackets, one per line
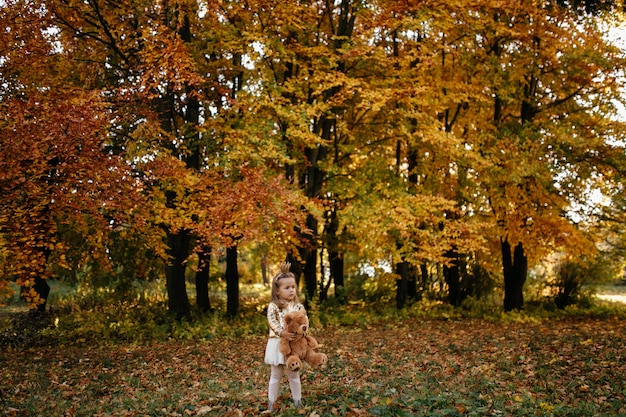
264,301,304,366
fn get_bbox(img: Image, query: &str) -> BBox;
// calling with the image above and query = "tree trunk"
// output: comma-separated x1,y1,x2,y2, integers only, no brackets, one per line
330,251,345,303
195,247,212,312
501,238,528,311
24,245,52,314
444,264,461,307
31,275,50,314
396,260,408,309
25,183,55,314
287,252,303,287
303,248,317,301
407,263,418,302
303,213,318,302
444,249,462,307
326,206,346,303
225,245,239,317
261,253,269,287
160,8,198,322
418,263,429,301
165,229,192,321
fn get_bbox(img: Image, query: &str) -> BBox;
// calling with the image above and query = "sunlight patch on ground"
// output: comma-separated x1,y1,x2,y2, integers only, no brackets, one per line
596,294,626,304
593,284,626,305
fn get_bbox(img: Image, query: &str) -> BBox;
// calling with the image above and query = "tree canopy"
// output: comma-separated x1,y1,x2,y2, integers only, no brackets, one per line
1,0,626,316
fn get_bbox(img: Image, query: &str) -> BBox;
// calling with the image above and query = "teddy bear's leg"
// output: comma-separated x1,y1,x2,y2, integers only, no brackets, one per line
286,355,302,372
305,350,328,367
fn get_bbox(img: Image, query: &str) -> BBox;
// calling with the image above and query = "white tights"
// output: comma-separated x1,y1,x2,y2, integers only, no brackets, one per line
268,364,301,403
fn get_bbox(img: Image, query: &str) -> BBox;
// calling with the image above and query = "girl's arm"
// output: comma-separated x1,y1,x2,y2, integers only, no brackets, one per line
267,302,284,336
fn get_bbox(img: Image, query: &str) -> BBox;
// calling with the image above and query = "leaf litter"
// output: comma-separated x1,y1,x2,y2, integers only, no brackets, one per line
1,317,625,416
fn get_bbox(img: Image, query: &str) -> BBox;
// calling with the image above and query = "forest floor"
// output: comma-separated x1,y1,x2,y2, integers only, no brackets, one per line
2,315,626,417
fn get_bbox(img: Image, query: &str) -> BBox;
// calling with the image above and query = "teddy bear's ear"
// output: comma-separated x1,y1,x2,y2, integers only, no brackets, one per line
285,314,292,325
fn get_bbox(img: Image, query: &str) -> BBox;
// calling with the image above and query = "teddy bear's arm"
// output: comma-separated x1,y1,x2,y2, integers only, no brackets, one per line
305,335,320,348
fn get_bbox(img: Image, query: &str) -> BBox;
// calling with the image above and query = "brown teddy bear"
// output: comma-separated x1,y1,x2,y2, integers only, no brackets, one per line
279,309,328,372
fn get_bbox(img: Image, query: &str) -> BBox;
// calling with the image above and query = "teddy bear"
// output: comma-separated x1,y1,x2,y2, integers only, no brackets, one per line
279,309,328,372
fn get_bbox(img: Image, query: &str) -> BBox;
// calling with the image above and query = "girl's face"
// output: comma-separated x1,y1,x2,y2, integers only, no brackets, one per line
276,277,297,302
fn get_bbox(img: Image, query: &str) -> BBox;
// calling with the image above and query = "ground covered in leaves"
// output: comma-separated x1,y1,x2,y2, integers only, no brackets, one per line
2,317,625,416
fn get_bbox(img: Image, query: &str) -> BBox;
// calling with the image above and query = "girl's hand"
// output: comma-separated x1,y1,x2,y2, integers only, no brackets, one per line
280,330,296,341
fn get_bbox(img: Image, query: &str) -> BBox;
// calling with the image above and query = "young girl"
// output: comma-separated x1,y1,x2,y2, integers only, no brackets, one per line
264,261,305,411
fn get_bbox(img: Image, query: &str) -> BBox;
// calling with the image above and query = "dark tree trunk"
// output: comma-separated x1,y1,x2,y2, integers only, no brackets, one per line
396,260,408,309
25,179,55,314
443,249,462,307
261,253,269,287
407,263,418,302
502,238,528,311
159,9,201,322
419,263,429,301
165,229,192,321
225,245,239,317
23,245,52,314
303,213,318,302
303,249,317,301
195,247,212,313
326,206,346,303
287,252,303,287
31,275,50,314
178,13,201,172
294,113,332,304
330,251,345,303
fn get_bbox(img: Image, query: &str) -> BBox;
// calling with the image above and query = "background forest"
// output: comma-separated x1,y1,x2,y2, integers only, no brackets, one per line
3,0,626,324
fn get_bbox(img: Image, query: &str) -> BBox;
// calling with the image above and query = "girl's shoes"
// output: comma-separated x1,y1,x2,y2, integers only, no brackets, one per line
265,399,301,412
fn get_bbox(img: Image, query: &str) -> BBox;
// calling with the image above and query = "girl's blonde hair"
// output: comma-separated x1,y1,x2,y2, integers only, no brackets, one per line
270,261,299,306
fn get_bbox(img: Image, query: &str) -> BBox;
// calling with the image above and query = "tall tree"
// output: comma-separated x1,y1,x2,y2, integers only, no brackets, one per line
339,0,487,309
250,0,368,302
47,0,202,319
0,0,138,312
442,1,626,310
